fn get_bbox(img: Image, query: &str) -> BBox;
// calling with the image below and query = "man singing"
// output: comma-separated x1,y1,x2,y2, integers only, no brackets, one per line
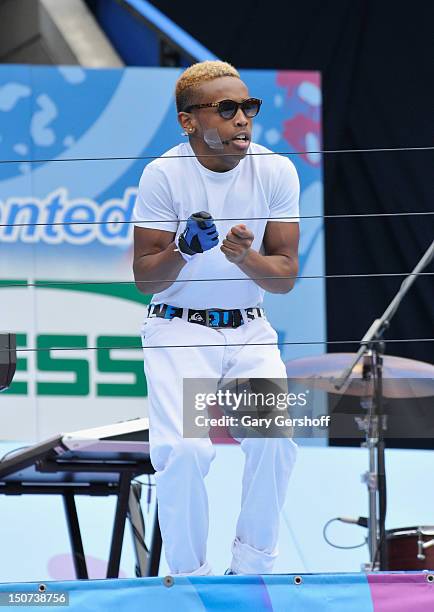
133,60,300,575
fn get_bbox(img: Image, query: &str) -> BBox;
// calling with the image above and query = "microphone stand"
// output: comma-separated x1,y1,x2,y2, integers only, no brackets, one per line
334,239,434,570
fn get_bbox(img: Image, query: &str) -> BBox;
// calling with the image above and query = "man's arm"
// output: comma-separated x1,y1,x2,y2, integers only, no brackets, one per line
220,222,299,294
133,226,186,295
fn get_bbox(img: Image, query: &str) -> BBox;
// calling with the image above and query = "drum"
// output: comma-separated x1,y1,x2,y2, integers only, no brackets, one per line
386,526,434,570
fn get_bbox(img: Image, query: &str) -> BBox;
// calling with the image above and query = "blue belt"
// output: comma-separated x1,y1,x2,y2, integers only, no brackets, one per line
147,303,264,328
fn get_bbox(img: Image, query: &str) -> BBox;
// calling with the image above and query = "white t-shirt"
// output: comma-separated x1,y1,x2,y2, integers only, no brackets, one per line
133,142,300,309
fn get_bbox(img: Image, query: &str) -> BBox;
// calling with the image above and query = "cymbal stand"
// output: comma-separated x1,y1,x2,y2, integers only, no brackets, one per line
335,239,434,570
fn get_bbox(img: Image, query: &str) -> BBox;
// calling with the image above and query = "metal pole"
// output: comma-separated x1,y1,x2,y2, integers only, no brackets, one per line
107,473,132,578
63,493,88,579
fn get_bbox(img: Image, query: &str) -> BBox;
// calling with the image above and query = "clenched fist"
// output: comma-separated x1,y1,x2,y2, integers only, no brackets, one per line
220,224,254,264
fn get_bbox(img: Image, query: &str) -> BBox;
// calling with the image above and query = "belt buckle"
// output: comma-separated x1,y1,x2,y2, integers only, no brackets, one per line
206,309,224,328
206,309,220,327
203,309,245,328
212,309,235,328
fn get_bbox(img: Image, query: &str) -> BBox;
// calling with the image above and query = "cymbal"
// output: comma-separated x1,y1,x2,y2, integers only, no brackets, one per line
285,353,434,398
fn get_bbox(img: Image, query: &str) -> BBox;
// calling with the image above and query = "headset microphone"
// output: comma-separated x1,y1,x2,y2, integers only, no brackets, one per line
185,128,231,149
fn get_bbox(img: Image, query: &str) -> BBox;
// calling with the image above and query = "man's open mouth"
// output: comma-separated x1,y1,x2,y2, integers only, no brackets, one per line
232,134,250,142
230,134,251,150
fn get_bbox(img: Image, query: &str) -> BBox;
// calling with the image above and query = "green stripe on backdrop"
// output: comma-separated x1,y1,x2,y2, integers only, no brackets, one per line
0,280,152,305
1,280,150,397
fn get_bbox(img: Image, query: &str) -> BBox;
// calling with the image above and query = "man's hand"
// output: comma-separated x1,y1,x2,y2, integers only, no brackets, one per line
177,211,219,256
220,224,254,264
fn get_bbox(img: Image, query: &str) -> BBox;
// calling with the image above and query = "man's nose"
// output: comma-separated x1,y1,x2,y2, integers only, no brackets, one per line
234,109,248,126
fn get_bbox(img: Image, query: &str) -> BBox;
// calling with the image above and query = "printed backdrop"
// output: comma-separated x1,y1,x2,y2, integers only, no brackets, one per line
0,66,324,441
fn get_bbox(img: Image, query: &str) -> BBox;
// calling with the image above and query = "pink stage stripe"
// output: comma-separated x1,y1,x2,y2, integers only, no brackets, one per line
368,572,434,612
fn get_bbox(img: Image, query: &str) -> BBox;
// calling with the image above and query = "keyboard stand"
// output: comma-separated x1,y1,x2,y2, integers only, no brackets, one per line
0,443,162,579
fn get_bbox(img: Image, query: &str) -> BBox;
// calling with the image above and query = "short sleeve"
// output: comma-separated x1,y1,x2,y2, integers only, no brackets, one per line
132,164,178,232
269,157,300,222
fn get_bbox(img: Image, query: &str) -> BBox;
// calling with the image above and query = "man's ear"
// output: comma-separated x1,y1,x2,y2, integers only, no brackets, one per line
178,112,196,135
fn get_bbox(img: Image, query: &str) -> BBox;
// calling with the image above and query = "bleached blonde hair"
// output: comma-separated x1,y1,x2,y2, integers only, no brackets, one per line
175,60,240,112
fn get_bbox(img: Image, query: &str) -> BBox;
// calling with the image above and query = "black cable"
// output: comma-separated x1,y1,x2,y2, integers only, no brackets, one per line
323,518,368,550
0,446,30,463
372,528,387,570
126,482,149,556
0,145,432,165
133,476,155,515
127,519,149,554
1,210,433,229
1,271,432,290
2,337,433,354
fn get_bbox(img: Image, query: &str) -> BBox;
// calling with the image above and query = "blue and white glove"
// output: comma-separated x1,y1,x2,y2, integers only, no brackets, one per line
177,211,219,257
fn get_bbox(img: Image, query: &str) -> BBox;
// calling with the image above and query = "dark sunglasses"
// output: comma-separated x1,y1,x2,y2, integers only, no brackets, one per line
185,97,262,120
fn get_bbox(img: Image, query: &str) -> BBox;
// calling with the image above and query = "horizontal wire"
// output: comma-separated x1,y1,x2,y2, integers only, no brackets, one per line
1,272,433,290
2,210,433,229
5,338,434,354
0,145,432,165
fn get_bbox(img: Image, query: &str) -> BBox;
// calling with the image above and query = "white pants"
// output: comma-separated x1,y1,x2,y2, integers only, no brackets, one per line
141,314,297,575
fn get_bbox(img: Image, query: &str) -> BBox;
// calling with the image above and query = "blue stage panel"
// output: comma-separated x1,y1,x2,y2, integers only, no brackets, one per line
0,572,433,611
